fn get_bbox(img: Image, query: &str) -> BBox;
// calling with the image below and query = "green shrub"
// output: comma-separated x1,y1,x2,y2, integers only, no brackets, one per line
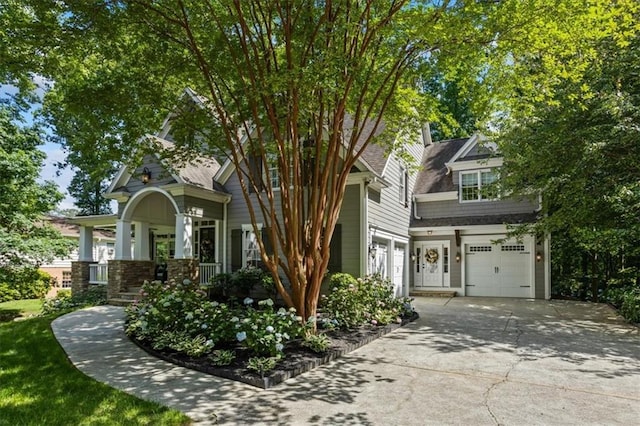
233,298,304,356
208,349,236,366
321,273,410,329
0,283,21,303
246,356,279,377
42,285,106,314
231,267,264,295
125,279,237,352
620,288,640,323
301,333,331,353
0,267,53,301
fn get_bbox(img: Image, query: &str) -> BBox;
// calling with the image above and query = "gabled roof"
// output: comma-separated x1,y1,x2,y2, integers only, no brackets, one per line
413,138,469,194
106,136,226,195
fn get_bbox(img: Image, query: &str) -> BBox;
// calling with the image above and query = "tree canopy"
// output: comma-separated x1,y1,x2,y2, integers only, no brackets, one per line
496,30,640,299
0,99,73,267
1,0,637,317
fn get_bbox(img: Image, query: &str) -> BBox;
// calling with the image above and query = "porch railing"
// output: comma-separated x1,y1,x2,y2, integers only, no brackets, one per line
89,263,109,285
199,263,222,285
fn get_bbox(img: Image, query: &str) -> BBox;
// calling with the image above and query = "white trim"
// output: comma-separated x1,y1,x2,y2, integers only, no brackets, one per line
103,191,131,203
410,224,512,236
162,183,231,203
448,133,481,163
360,180,368,276
121,187,181,222
414,191,458,202
70,214,118,227
544,234,551,300
368,227,409,245
446,157,503,172
106,166,131,194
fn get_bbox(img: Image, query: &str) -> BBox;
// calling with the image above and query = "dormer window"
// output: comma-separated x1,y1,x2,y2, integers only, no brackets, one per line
460,169,497,202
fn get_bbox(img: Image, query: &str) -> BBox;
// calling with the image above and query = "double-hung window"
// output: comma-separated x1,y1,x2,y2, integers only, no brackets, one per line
460,169,498,202
242,224,262,267
399,166,409,207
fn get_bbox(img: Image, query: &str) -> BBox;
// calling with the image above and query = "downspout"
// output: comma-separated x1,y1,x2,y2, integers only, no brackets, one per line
412,195,422,220
361,180,369,276
222,197,230,273
545,234,551,300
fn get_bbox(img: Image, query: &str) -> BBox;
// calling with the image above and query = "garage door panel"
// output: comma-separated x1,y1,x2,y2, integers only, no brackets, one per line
465,241,532,298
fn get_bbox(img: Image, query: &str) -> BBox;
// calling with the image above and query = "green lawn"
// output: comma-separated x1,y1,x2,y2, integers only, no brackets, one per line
0,298,43,321
0,312,191,426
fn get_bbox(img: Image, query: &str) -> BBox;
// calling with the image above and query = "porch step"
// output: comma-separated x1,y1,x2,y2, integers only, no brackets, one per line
117,292,140,301
108,298,135,307
410,290,457,298
127,286,142,294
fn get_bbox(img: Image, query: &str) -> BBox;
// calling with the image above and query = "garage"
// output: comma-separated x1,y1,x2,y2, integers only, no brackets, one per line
464,239,533,298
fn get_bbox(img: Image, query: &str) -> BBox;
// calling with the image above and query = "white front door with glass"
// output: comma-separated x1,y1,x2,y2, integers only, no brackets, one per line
414,241,450,288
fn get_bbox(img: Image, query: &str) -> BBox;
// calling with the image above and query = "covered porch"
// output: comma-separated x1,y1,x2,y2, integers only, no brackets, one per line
71,186,229,302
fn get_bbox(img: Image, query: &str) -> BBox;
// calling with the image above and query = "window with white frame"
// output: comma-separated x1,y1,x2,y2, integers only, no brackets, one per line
460,169,498,202
399,166,408,206
242,224,262,267
266,154,293,190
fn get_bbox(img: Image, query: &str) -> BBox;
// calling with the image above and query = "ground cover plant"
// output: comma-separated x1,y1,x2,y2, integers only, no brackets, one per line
125,274,416,388
0,298,43,321
0,310,190,425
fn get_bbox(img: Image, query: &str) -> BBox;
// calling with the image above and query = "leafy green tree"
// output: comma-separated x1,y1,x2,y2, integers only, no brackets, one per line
1,0,636,320
496,33,640,300
0,99,73,268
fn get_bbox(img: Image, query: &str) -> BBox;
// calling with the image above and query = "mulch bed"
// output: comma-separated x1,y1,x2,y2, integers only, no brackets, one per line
129,312,419,389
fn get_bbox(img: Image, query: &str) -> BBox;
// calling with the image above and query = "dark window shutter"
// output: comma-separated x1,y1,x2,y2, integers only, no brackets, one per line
248,156,263,193
261,227,273,255
327,224,342,273
231,229,242,271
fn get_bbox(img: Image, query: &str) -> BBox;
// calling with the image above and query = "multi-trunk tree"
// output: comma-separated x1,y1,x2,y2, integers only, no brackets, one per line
1,0,636,320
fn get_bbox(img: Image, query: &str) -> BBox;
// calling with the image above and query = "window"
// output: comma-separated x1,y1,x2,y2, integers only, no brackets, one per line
242,224,262,267
266,154,292,190
62,271,72,288
460,170,497,202
399,166,409,207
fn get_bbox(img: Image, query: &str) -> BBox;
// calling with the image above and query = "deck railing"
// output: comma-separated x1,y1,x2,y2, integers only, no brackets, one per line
89,263,109,285
199,263,222,285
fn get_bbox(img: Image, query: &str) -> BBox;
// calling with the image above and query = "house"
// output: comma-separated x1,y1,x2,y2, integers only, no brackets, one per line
410,134,549,299
40,216,115,297
70,91,549,302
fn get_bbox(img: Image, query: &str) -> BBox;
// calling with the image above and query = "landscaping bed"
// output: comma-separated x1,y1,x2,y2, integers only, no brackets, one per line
129,311,418,389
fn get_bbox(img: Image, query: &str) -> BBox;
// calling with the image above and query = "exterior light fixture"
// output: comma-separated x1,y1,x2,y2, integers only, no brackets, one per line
141,167,152,184
536,251,543,262
455,252,461,263
368,245,377,259
410,253,417,262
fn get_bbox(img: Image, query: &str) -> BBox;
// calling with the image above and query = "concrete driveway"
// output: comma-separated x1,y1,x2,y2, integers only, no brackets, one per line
53,297,640,425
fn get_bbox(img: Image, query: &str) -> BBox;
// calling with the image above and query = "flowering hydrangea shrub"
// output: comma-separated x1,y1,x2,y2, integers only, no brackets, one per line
233,298,305,356
321,273,414,329
125,279,237,354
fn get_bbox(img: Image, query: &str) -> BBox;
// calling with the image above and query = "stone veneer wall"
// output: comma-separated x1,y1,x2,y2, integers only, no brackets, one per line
71,261,92,295
107,260,155,299
167,258,199,284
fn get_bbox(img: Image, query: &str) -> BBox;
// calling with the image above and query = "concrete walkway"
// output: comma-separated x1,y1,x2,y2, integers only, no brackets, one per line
52,298,640,425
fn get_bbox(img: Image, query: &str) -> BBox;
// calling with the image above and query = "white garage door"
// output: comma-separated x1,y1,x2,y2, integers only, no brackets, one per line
393,246,405,297
465,242,532,298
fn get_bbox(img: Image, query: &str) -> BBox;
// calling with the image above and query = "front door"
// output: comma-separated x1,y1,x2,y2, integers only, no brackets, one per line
414,242,450,288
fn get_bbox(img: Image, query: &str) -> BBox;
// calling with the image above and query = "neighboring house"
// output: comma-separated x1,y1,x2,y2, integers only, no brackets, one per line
70,90,549,302
40,216,115,297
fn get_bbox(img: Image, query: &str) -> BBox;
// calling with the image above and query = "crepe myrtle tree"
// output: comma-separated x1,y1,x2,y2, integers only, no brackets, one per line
2,0,635,325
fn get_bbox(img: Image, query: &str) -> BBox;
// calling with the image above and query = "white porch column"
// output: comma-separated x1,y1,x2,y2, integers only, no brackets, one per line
174,213,194,259
78,226,94,262
133,221,150,260
115,219,132,260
